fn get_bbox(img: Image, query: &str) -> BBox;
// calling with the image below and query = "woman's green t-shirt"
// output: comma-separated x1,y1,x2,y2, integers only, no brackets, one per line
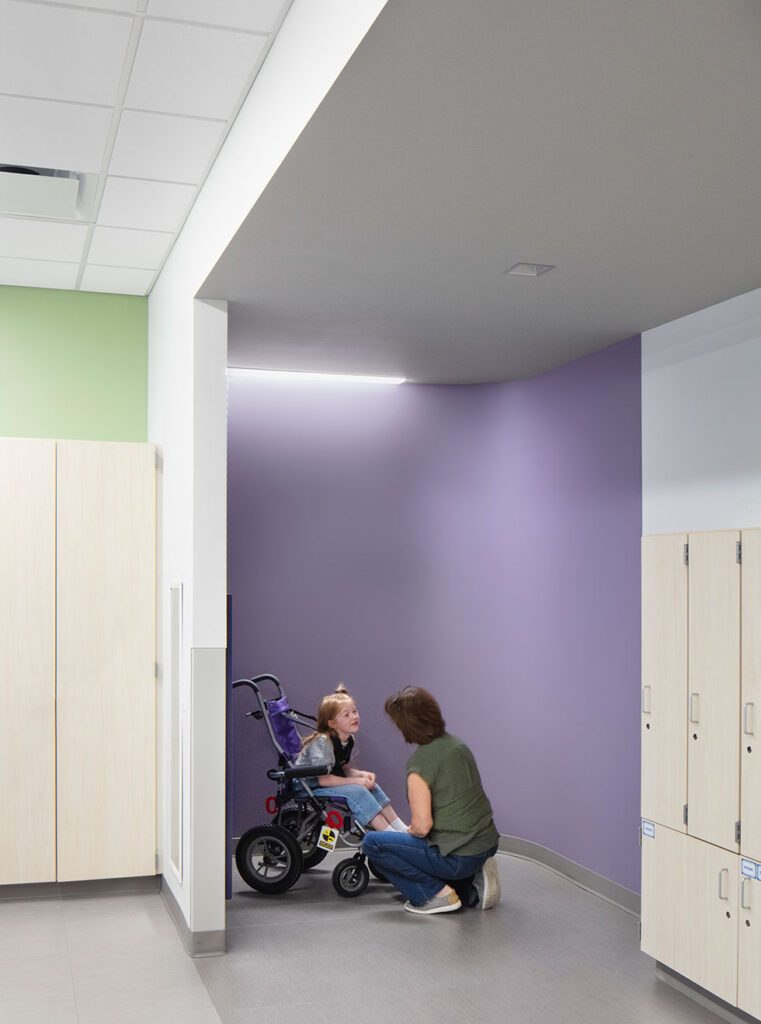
406,733,499,856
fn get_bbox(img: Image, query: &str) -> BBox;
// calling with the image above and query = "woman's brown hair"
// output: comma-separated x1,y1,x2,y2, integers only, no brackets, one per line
384,686,445,745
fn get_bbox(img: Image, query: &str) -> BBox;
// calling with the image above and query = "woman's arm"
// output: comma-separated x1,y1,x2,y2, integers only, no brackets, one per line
407,772,433,837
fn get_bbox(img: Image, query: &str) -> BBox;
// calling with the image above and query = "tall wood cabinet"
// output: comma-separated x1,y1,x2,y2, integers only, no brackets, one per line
0,438,156,885
641,528,761,1020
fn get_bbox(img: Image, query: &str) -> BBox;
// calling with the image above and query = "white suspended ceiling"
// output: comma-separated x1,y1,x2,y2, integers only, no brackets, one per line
0,0,292,295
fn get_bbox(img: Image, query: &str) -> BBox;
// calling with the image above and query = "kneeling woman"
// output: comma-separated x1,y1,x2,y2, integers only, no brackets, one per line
363,687,501,916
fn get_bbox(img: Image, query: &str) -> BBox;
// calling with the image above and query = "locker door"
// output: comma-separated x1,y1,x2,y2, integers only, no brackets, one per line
737,863,761,1019
641,535,688,831
641,824,738,1005
56,441,156,881
741,529,761,862
0,439,56,884
688,531,740,852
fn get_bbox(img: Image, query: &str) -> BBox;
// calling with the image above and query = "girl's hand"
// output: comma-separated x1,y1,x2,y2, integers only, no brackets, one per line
364,771,376,787
358,776,373,789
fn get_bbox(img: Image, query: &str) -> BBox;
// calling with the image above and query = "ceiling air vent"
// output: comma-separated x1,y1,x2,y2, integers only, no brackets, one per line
0,165,81,219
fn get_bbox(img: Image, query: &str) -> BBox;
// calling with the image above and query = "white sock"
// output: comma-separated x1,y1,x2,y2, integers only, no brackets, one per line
383,823,395,831
390,817,408,832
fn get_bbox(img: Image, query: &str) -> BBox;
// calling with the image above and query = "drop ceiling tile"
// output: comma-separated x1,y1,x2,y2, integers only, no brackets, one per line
125,19,267,118
81,264,155,294
98,176,195,231
0,216,87,261
0,96,112,174
0,1,132,105
147,0,284,33
43,0,139,10
89,225,173,269
0,256,79,290
109,110,224,183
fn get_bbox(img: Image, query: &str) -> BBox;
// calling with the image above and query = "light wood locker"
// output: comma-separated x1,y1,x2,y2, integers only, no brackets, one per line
0,439,56,884
641,824,738,1006
741,529,761,862
56,441,156,881
687,531,740,852
737,862,761,1019
641,534,687,832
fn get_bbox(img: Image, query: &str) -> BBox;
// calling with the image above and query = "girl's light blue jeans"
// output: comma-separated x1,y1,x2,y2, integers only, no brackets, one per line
363,830,497,906
308,783,390,826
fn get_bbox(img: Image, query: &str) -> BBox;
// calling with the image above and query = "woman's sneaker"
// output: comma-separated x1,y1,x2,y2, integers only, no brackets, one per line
474,857,501,910
404,890,462,915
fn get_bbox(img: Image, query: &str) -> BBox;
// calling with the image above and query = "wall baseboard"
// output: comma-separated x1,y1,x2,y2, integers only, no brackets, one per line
0,875,159,901
499,834,640,916
656,964,758,1024
160,876,225,957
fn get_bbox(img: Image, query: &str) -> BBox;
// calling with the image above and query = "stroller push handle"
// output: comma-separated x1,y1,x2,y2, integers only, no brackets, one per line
267,764,331,781
232,674,284,698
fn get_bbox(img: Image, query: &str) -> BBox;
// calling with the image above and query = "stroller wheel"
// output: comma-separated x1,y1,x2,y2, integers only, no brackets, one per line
332,857,370,898
235,824,303,894
275,809,328,870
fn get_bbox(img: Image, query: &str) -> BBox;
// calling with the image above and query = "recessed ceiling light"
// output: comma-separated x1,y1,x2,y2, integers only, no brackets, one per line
505,262,555,277
227,367,406,385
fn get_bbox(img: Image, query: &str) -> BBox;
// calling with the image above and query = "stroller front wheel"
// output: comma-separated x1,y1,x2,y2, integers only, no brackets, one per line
235,824,303,894
332,857,369,898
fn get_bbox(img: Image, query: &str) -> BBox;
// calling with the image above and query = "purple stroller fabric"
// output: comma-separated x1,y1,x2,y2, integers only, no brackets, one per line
268,697,303,760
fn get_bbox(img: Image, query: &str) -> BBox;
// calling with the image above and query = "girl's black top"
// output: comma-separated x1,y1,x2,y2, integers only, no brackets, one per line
330,735,354,776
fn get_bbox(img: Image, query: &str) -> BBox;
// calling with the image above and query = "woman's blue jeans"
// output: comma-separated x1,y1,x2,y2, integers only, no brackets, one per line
308,783,390,827
363,831,497,906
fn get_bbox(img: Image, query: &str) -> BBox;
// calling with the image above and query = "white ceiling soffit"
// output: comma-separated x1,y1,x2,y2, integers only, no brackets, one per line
0,0,293,296
201,0,761,383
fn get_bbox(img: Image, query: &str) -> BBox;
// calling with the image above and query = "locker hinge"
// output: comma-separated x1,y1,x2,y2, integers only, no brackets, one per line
638,920,642,942
737,541,742,564
154,449,160,469
736,821,741,844
638,825,642,846
154,851,159,871
154,661,159,679
683,543,689,565
683,804,688,826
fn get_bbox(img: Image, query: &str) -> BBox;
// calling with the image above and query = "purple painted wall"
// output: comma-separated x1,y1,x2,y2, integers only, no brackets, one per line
228,336,642,892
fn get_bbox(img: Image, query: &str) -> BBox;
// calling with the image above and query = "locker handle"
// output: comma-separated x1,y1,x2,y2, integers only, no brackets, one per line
642,685,652,714
718,868,729,901
744,703,755,736
741,878,752,911
689,693,700,724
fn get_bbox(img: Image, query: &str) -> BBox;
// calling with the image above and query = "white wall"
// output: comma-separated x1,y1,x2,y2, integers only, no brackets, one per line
642,286,761,536
147,0,388,942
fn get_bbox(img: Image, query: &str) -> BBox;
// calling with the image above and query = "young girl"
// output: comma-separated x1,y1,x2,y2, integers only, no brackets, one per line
296,685,407,832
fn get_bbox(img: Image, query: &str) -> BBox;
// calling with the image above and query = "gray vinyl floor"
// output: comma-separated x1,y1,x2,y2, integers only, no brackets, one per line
1,852,727,1024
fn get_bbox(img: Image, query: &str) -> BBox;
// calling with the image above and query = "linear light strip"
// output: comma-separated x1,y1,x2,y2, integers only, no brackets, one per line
227,367,406,385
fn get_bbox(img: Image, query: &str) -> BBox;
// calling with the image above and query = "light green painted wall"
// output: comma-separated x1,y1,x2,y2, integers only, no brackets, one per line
0,286,148,441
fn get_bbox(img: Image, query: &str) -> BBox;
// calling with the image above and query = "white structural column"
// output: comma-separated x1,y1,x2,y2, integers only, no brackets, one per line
149,0,388,953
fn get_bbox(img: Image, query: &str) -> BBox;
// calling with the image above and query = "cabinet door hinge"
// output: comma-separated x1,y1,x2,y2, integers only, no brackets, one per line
683,804,688,826
736,821,741,844
737,541,742,564
684,543,689,565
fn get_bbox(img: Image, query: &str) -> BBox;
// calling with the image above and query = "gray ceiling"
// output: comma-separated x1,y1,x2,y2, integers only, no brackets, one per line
201,0,761,384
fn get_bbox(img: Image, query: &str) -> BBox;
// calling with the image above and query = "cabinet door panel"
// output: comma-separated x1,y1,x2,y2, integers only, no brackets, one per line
738,868,761,1018
741,529,761,861
56,441,156,882
641,825,738,1005
0,439,56,884
688,531,740,852
641,535,688,831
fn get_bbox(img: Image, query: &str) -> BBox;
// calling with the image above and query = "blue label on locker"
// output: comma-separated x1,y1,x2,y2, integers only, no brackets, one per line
642,820,655,838
757,863,761,882
741,858,756,878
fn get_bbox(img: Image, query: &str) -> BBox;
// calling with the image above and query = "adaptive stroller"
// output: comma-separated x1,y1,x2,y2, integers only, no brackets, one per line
232,674,383,898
